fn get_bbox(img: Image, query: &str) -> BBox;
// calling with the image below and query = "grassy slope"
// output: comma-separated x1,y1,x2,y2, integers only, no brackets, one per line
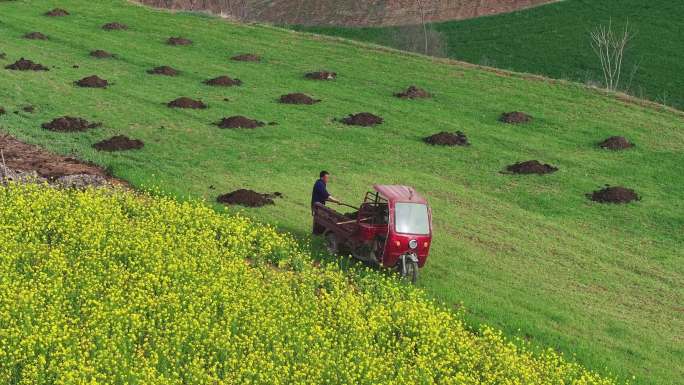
295,0,684,110
0,0,682,383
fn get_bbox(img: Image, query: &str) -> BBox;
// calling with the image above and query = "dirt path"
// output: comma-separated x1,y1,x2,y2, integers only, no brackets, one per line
136,0,558,27
0,134,126,185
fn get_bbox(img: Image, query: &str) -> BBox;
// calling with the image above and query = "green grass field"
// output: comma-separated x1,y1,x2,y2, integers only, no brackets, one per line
0,1,682,384
295,0,684,110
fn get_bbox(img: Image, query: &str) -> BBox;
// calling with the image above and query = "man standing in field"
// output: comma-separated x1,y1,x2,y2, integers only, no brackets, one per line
311,170,339,234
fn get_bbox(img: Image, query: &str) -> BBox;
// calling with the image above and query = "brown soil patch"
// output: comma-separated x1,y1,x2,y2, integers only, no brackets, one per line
0,134,124,183
75,75,109,88
588,186,639,204
305,71,336,80
138,0,555,27
42,116,101,132
499,111,532,124
167,97,207,109
279,93,320,105
90,50,113,58
102,22,128,30
45,8,69,16
216,116,265,129
231,54,261,62
167,37,192,45
599,136,633,150
506,160,558,175
424,131,469,146
0,107,5,115
5,58,49,71
203,76,241,86
217,189,277,207
341,112,383,126
93,135,144,152
147,66,179,76
395,85,431,99
24,32,48,40
22,105,35,113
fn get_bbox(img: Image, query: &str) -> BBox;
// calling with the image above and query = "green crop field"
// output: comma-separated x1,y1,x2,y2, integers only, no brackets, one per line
0,0,682,384
295,0,684,110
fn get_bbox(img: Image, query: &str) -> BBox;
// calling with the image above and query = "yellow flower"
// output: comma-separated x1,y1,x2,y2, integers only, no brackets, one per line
0,183,622,385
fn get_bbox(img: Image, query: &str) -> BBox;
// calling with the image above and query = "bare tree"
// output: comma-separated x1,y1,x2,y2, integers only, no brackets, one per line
590,20,635,91
221,0,251,21
416,0,428,55
625,60,641,93
387,0,448,57
391,24,447,57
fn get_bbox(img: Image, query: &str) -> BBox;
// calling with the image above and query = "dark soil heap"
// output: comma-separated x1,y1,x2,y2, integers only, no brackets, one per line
147,66,179,76
0,107,6,115
588,186,639,204
203,76,241,86
42,116,101,132
424,131,469,146
90,50,113,58
24,32,48,40
102,22,128,30
341,113,383,127
305,71,336,80
216,116,265,129
167,97,207,109
75,75,109,88
506,160,558,175
344,211,358,219
279,93,320,105
231,54,261,62
217,189,275,207
5,58,49,71
45,8,69,16
22,105,35,113
500,111,532,124
93,135,144,151
599,136,634,150
395,85,431,99
167,37,192,46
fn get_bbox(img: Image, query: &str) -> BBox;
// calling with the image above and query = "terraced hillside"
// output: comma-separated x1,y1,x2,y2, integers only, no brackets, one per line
298,0,684,110
0,1,682,384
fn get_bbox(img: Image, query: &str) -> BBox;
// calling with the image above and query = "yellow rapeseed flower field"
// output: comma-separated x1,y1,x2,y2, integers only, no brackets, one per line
0,184,621,385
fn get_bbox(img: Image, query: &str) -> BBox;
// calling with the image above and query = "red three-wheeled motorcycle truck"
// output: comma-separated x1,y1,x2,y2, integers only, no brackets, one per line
313,184,432,283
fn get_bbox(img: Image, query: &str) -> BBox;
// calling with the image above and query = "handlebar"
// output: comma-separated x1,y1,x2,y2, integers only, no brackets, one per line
336,202,359,210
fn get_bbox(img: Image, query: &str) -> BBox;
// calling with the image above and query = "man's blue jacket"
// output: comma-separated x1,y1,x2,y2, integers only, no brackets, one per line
311,179,330,207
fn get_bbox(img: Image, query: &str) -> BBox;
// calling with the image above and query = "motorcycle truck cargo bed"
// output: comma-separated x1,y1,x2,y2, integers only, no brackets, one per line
312,185,433,283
